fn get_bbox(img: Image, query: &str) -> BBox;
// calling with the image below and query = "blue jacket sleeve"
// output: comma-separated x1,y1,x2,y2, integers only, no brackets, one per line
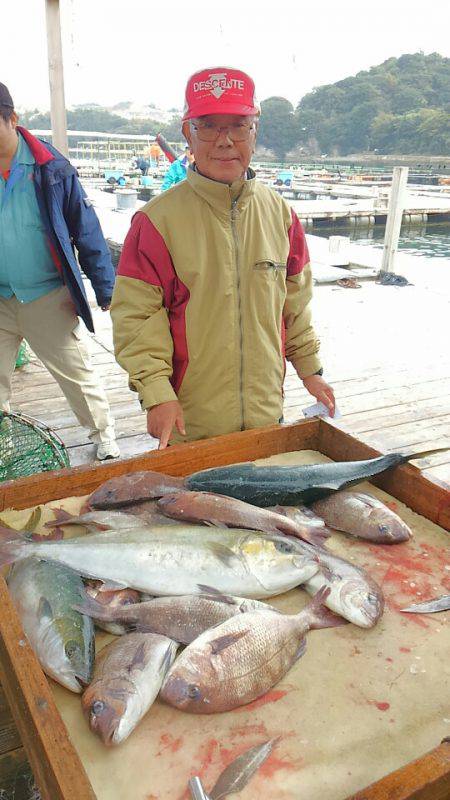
63,173,116,306
161,162,177,192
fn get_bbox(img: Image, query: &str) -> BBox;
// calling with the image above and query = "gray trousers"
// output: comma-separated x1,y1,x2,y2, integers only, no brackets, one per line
0,286,115,443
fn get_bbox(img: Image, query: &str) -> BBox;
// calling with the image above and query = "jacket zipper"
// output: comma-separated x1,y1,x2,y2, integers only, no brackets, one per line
231,198,245,430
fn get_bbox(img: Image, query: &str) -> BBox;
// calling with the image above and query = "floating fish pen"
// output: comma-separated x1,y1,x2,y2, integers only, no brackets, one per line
0,419,448,800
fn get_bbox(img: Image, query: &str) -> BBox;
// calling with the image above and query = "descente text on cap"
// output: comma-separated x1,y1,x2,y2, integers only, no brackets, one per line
182,67,260,121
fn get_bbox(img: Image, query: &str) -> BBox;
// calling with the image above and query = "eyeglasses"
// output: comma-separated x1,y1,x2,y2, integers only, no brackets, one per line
190,121,256,142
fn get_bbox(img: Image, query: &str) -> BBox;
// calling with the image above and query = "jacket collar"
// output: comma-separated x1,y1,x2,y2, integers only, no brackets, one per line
16,126,55,166
187,166,256,214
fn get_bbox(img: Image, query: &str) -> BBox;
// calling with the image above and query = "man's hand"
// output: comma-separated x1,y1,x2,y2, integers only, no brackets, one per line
147,401,186,449
302,374,336,417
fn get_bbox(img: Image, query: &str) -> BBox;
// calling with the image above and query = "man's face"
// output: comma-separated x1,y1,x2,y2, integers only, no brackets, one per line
0,111,17,148
183,114,257,184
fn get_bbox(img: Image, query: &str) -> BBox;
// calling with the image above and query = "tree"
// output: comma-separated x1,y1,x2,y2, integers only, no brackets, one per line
258,97,301,160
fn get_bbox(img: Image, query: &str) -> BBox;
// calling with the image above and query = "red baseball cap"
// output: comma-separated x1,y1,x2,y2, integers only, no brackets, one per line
182,67,260,121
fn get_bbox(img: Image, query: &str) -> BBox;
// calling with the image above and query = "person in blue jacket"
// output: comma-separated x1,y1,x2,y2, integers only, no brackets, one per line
0,82,120,460
161,146,194,191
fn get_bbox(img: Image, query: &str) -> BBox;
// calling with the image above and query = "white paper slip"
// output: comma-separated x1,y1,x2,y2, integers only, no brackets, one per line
302,401,342,420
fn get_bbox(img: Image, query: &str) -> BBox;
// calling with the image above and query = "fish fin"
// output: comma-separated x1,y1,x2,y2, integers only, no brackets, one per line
72,593,115,622
297,526,331,547
127,642,147,672
38,597,53,624
45,513,80,529
196,584,238,606
402,446,450,462
294,638,307,662
204,519,229,528
47,507,74,526
160,642,177,676
210,629,249,655
352,493,380,509
209,737,279,800
31,528,64,542
303,585,347,629
207,542,241,566
309,606,348,629
318,563,334,581
97,579,128,592
24,508,42,531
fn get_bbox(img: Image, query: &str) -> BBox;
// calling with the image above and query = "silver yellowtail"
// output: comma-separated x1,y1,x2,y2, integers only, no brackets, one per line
0,526,319,599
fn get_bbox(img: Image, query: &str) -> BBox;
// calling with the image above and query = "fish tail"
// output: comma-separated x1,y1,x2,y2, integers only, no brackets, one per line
295,526,331,547
0,539,26,565
402,446,450,462
72,593,116,622
304,585,347,629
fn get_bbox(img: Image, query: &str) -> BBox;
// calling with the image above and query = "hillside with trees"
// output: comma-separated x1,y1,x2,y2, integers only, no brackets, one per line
21,53,449,159
20,107,183,142
296,52,449,156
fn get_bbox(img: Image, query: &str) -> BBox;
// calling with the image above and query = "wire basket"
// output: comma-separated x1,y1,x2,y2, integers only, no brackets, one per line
0,411,70,482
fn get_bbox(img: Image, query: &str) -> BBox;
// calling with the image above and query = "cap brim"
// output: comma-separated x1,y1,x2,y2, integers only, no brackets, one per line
183,101,259,122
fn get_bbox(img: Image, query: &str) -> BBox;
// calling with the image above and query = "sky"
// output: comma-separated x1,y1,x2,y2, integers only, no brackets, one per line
2,0,449,113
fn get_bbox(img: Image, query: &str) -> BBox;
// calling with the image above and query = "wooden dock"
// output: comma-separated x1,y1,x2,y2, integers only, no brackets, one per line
1,207,450,799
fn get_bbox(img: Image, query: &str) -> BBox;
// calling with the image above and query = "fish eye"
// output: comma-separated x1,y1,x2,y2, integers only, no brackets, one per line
65,640,80,659
378,524,390,534
91,700,105,715
186,684,201,699
275,539,294,554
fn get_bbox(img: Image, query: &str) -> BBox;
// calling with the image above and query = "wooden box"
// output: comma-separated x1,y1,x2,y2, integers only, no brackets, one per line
0,419,449,800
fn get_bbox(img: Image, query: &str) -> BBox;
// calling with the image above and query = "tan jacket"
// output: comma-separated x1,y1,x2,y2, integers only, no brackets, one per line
111,167,321,442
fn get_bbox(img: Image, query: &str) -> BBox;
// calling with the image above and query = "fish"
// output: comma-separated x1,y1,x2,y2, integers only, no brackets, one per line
47,510,149,533
184,449,445,506
208,738,279,800
74,587,276,644
82,632,178,745
401,595,450,613
310,491,412,543
157,491,329,546
0,526,319,599
298,541,384,628
88,470,185,510
7,558,95,692
84,581,142,635
270,505,327,529
161,586,342,714
47,507,183,533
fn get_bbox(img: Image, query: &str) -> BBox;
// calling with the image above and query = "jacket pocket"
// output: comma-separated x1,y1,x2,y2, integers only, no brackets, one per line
250,259,287,330
254,260,287,278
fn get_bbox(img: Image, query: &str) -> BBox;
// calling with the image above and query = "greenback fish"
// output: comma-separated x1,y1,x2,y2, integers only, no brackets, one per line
7,558,94,692
184,450,444,506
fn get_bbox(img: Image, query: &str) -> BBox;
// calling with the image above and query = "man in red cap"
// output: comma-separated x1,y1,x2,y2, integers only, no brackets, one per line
111,67,335,447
